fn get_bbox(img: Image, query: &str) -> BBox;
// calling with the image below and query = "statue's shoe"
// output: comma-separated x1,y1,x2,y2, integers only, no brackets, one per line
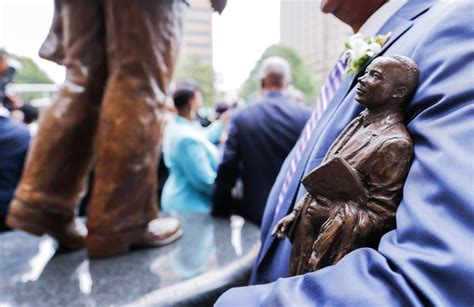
86,217,182,259
6,199,86,251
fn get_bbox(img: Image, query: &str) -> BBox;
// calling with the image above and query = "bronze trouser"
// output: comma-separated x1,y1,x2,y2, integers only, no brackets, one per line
289,197,330,276
14,0,184,233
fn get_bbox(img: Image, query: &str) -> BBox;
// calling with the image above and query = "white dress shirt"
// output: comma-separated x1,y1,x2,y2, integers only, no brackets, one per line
359,0,408,36
0,105,9,118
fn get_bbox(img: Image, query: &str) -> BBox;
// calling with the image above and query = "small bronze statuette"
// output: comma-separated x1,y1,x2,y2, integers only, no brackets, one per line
273,55,418,276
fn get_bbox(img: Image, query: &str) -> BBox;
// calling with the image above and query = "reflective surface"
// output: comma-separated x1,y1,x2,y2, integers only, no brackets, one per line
0,212,260,306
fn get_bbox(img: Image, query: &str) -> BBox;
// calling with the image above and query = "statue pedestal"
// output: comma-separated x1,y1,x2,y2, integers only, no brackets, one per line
0,212,260,306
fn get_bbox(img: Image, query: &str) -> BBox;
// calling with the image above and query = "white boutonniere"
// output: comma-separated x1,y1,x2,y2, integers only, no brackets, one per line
344,32,391,75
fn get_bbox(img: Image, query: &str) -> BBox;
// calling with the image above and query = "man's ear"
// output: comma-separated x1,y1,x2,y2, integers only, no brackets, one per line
189,96,197,109
393,87,408,99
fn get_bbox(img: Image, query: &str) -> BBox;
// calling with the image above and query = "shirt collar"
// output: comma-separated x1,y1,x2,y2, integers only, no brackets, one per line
263,90,284,99
176,114,193,124
0,105,10,118
358,0,408,36
361,109,403,127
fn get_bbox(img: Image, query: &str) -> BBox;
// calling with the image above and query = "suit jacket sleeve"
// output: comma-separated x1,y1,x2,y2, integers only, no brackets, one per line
211,116,240,216
216,3,474,306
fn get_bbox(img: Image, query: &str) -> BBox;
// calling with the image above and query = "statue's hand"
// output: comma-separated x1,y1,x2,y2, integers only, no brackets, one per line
209,0,227,14
271,212,296,240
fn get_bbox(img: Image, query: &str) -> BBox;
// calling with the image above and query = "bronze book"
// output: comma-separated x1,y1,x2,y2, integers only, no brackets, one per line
301,157,367,203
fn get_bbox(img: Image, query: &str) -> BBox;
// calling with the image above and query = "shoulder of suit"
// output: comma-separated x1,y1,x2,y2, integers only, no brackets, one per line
0,117,30,143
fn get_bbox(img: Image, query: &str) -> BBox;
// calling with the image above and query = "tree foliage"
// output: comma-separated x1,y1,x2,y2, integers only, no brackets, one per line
173,56,215,106
240,44,317,102
13,56,54,84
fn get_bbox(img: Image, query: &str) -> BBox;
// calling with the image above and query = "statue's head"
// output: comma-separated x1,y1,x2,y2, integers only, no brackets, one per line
355,55,419,110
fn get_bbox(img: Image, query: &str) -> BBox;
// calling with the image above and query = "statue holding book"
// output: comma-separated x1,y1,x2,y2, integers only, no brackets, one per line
272,55,418,276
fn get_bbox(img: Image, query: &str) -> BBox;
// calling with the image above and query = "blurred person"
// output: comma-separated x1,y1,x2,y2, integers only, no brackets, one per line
9,109,25,123
0,49,18,111
6,0,226,259
214,101,231,120
161,82,226,213
156,95,178,208
0,102,30,231
19,104,40,136
216,0,474,306
211,56,310,226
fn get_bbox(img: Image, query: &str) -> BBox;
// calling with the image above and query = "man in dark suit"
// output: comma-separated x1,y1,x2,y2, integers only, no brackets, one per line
216,0,473,305
0,104,30,231
212,56,310,226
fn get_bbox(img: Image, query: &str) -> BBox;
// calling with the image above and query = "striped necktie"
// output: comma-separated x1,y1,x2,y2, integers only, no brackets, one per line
274,54,349,218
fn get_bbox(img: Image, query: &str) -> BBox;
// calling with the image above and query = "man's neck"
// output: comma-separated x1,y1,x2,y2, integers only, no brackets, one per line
365,105,403,122
177,110,193,121
336,0,388,33
262,87,284,96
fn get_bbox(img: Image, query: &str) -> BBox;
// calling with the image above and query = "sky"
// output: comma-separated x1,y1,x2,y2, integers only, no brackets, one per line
0,0,280,91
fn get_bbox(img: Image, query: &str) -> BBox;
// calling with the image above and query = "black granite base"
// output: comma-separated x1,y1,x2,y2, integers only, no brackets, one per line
0,212,260,306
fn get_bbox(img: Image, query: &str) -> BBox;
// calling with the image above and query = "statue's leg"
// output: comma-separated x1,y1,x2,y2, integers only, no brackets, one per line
6,0,106,250
85,0,185,258
289,199,330,275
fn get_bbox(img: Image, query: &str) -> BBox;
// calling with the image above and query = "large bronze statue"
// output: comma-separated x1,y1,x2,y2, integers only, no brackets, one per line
6,0,226,258
273,55,418,275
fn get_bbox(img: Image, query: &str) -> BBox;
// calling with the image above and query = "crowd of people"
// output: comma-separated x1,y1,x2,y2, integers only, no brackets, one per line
159,57,310,221
1,0,472,304
0,49,40,231
0,46,308,232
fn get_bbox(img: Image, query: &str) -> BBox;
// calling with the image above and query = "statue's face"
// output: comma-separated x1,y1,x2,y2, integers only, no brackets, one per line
355,57,401,109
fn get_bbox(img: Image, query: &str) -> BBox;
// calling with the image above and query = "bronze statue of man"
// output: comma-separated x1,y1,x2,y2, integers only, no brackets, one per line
6,0,226,258
273,55,418,275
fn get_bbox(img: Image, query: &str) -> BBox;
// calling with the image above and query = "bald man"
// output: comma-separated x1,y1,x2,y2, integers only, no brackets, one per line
212,57,310,226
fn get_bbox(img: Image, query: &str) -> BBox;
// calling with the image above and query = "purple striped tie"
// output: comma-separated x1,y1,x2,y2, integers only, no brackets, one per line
274,55,349,218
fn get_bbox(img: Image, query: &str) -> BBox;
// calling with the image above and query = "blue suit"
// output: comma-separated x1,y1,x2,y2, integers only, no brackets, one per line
161,115,222,212
212,92,310,225
216,1,474,305
0,115,30,230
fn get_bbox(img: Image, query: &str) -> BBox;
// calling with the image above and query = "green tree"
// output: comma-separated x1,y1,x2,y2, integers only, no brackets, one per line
13,56,54,84
11,56,55,101
240,44,318,102
173,56,215,107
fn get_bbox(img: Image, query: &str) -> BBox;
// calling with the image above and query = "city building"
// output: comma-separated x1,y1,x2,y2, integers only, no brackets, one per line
280,1,352,82
179,0,214,65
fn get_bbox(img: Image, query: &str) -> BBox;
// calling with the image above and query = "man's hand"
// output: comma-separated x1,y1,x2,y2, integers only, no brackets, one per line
272,212,296,240
209,0,227,14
